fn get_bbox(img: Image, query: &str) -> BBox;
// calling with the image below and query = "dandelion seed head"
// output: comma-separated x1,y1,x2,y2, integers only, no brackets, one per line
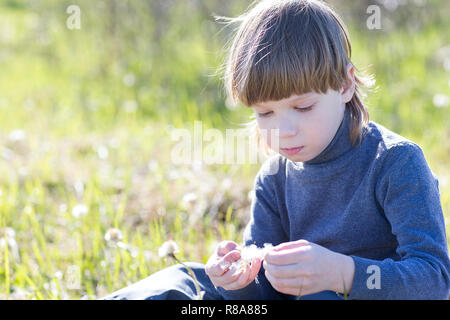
182,192,197,203
8,129,26,142
72,204,88,218
1,227,16,239
123,73,136,87
232,243,273,268
221,178,232,191
433,93,449,108
158,240,179,258
97,145,109,160
24,205,33,215
54,271,63,280
104,228,124,243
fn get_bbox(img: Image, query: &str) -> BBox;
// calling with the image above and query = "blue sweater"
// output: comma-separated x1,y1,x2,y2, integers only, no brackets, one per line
220,106,450,300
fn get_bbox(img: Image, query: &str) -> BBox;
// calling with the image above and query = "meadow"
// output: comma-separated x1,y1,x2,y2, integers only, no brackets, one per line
0,0,448,299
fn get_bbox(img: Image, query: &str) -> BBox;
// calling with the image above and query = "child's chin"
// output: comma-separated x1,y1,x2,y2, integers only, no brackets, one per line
279,152,304,162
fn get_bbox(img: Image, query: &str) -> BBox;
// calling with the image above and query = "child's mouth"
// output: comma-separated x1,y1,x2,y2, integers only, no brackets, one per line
280,146,304,155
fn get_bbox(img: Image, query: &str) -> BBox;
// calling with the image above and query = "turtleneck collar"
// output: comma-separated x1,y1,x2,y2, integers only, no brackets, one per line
301,105,353,165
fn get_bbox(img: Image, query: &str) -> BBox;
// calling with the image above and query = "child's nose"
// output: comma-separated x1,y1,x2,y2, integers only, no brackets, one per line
278,119,298,138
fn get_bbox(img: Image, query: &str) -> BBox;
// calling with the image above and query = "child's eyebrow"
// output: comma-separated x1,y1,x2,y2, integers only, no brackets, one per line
253,95,316,108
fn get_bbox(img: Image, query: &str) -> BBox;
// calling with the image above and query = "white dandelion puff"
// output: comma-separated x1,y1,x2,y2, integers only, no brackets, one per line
2,227,16,239
0,230,20,261
97,145,109,160
104,228,124,243
433,94,449,108
158,240,180,258
72,204,88,218
123,73,136,87
231,243,274,269
182,192,197,204
8,129,26,142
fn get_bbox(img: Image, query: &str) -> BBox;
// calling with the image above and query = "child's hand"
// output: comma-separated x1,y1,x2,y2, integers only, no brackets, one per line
205,240,262,290
263,239,353,296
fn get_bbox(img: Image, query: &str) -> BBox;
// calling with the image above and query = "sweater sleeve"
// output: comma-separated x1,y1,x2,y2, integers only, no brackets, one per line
218,156,292,300
347,142,450,300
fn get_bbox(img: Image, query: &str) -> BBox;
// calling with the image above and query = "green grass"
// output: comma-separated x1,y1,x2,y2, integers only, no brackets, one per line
0,1,449,299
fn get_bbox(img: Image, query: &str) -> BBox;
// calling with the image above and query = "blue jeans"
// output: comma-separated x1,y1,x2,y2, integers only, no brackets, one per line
99,262,343,300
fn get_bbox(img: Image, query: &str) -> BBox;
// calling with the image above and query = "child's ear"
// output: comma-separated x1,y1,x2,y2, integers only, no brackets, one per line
340,63,355,103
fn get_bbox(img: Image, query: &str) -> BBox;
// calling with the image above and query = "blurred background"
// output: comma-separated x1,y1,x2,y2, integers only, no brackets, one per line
0,0,448,299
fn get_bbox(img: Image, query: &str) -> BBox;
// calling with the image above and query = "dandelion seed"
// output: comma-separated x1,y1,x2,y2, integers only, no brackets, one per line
130,246,140,258
231,243,273,268
433,94,449,108
158,240,179,258
0,236,20,261
123,73,136,87
72,204,88,218
156,207,166,216
54,270,63,280
221,178,232,191
24,205,33,215
148,159,159,172
97,145,109,160
10,286,28,300
104,228,123,243
182,192,197,203
116,241,129,250
18,167,28,177
1,148,14,161
73,181,84,197
8,129,26,142
2,227,16,239
158,240,202,300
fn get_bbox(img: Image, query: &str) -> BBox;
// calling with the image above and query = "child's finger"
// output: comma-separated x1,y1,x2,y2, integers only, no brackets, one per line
233,262,252,286
248,258,262,281
217,241,239,256
222,250,241,263
207,251,241,277
273,239,309,252
212,262,245,288
217,262,250,290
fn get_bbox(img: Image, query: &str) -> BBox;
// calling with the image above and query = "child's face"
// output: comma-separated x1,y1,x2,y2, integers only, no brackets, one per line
251,88,349,163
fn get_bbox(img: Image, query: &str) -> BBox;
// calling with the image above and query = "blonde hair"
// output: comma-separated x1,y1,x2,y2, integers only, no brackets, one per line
216,0,375,157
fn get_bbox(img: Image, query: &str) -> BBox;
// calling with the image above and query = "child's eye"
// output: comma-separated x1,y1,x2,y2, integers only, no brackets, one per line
294,105,314,112
257,105,313,117
258,111,273,117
